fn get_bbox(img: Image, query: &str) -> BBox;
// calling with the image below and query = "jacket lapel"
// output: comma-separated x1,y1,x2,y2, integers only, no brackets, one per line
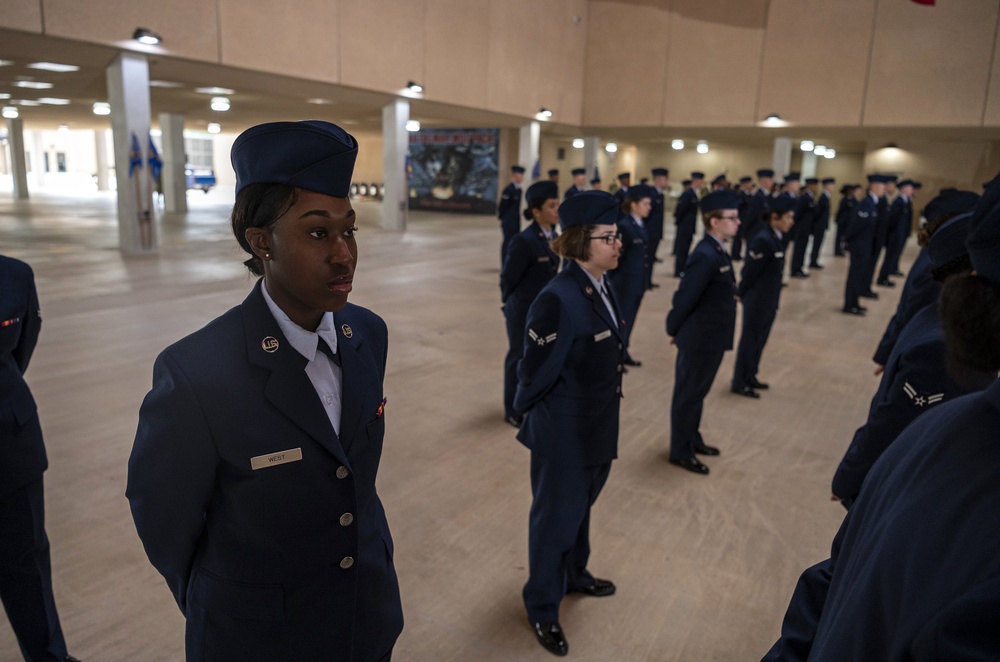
241,281,350,468
568,263,625,343
333,311,371,455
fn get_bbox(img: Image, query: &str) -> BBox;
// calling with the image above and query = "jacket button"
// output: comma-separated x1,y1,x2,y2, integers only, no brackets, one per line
617,364,623,372
618,343,623,350
615,386,621,394
340,556,354,569
336,466,349,479
339,513,354,527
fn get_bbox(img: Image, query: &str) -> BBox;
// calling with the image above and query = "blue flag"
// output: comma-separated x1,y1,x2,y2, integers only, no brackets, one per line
128,133,142,178
593,165,600,182
147,135,163,181
531,159,540,180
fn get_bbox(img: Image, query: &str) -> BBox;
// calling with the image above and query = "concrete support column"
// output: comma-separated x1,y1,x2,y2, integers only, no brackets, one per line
583,136,600,185
801,151,818,179
381,99,408,232
107,51,156,253
518,121,540,181
772,137,793,179
5,118,29,199
94,129,110,191
159,113,187,214
31,131,45,188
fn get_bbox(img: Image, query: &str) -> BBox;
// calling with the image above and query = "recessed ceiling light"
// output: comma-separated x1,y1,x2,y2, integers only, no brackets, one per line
12,99,40,106
405,120,421,132
538,107,553,118
824,149,836,159
572,138,584,149
2,106,19,118
0,93,10,100
696,142,709,154
207,122,221,134
210,96,230,112
800,140,815,152
12,81,54,89
195,86,235,95
133,28,162,45
149,80,183,88
307,98,336,105
605,142,618,153
672,139,684,150
93,102,111,116
58,124,70,133
340,119,359,125
37,98,71,105
0,59,15,67
814,145,828,156
27,62,79,73
406,81,424,93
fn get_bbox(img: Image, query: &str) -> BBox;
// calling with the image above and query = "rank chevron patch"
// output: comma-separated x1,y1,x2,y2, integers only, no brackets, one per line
903,381,944,408
528,328,557,346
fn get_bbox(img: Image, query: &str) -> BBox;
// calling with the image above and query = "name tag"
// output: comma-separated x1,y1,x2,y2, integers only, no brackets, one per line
594,329,611,342
775,252,784,258
720,265,732,273
537,256,550,262
250,447,303,470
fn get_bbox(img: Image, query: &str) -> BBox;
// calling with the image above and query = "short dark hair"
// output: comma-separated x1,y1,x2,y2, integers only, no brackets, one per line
231,183,299,276
940,273,1000,380
702,209,726,231
551,224,595,262
524,194,552,221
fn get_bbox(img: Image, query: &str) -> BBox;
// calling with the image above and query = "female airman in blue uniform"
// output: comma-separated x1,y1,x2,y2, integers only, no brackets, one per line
610,184,652,366
514,191,625,657
127,121,403,662
500,181,560,426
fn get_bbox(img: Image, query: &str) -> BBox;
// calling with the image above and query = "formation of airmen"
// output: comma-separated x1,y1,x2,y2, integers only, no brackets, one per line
497,162,1000,656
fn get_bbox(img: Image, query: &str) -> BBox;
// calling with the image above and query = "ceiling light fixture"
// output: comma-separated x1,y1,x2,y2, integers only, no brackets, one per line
538,107,553,118
12,81,53,90
824,149,836,159
149,80,183,88
92,101,111,116
307,98,336,105
696,141,709,154
405,120,421,132
207,122,221,134
672,139,684,150
27,62,79,73
605,142,618,153
37,98,71,105
572,138,584,149
58,124,70,133
813,145,828,157
195,86,235,95
2,106,19,119
406,81,424,93
210,96,230,112
133,27,162,45
800,140,815,152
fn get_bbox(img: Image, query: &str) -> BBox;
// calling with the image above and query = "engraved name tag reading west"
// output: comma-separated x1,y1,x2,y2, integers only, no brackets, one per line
250,447,303,470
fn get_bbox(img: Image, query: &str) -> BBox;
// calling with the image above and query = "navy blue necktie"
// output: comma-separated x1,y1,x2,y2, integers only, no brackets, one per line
316,337,341,367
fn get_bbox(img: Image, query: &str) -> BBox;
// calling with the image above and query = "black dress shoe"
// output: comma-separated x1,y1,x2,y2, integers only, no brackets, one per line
790,271,809,278
834,251,846,257
669,456,710,475
876,279,895,288
694,443,720,456
892,270,904,277
623,357,642,367
809,263,824,269
860,291,879,300
749,378,770,390
532,621,568,656
654,256,664,263
732,385,760,399
569,577,616,597
843,307,866,316
505,415,522,429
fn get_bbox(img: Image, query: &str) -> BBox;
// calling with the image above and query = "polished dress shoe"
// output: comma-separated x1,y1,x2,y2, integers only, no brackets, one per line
860,291,879,299
809,262,824,269
876,279,895,287
505,415,522,429
694,443,720,456
569,577,616,597
790,271,809,278
749,378,769,390
732,385,760,399
843,307,866,316
623,357,642,367
532,621,568,656
669,456,710,475
892,270,904,277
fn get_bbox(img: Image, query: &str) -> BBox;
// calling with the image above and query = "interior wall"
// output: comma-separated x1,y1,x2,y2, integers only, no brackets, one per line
0,0,42,32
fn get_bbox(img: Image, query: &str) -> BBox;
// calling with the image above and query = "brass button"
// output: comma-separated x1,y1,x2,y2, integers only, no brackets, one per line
340,556,354,569
336,466,349,479
339,513,354,527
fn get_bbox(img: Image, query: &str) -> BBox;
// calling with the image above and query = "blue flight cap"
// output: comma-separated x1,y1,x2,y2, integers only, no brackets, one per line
867,174,892,184
627,184,656,201
739,176,752,184
966,172,1000,284
617,172,631,181
784,172,801,182
525,180,559,205
232,120,358,197
652,167,669,177
590,177,602,185
887,174,899,183
571,168,586,176
511,165,526,174
559,190,619,229
923,189,979,225
771,196,797,215
822,177,836,185
805,177,819,185
691,171,705,180
756,169,774,178
547,169,559,177
711,174,727,186
681,179,692,186
898,179,915,188
700,190,741,214
927,212,973,268
914,181,923,189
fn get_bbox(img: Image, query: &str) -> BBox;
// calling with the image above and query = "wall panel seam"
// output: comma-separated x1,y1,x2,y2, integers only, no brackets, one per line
752,0,771,126
859,0,880,127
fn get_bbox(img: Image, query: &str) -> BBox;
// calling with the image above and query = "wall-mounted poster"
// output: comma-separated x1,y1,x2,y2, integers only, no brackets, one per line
408,128,499,214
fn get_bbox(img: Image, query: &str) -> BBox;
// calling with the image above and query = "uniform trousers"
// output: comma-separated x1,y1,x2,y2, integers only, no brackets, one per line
673,221,696,276
501,218,520,266
503,300,528,419
810,221,827,266
732,307,776,390
833,222,848,255
790,221,812,273
0,476,68,662
844,251,872,310
879,230,907,281
524,454,611,623
670,348,725,460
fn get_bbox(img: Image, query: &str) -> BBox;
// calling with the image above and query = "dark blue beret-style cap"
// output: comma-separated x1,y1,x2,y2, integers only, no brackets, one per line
700,190,741,214
548,169,559,176
867,173,892,184
923,189,979,225
771,196,797,215
756,169,774,178
617,172,631,180
511,165,526,174
232,120,357,197
525,180,559,204
691,171,705,180
652,167,669,177
571,168,586,176
927,212,973,268
627,184,656,201
784,172,801,182
559,190,619,229
805,177,819,185
822,177,836,185
967,171,1000,284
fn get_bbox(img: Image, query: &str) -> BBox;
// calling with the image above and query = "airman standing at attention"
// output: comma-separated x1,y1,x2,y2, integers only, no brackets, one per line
548,169,560,185
646,168,670,288
499,165,526,265
809,178,835,270
611,185,653,367
613,172,631,206
877,179,915,287
673,171,705,276
833,184,861,257
742,169,774,249
564,168,587,200
666,190,740,475
843,174,890,315
730,175,754,261
789,177,816,277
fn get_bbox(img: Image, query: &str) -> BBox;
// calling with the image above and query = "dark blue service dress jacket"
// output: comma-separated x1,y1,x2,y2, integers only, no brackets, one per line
743,188,772,242
501,222,559,308
127,280,403,662
609,214,648,327
0,255,47,494
831,302,994,504
738,226,785,315
763,377,1000,662
872,248,939,365
666,236,737,352
514,261,625,467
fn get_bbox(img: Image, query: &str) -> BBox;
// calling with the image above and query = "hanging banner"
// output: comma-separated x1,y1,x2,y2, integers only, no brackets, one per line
408,128,499,214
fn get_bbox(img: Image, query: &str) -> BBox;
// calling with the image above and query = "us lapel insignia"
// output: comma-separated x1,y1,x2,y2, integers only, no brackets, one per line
585,286,593,295
261,336,279,353
341,324,353,339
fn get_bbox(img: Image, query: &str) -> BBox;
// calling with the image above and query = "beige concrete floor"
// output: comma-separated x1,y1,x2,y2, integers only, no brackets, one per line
1,188,908,661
